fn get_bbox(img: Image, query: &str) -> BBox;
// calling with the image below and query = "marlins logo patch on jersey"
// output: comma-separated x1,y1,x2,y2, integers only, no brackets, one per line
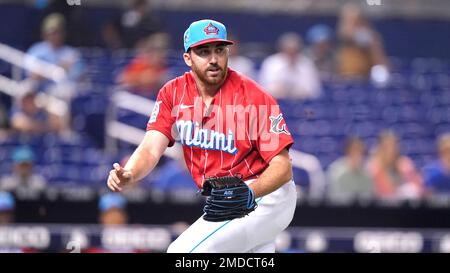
269,114,290,135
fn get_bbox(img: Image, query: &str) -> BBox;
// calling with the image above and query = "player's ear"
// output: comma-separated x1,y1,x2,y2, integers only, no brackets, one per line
183,52,192,67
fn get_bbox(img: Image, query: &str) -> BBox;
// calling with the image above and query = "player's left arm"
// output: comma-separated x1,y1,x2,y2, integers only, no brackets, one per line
249,148,292,198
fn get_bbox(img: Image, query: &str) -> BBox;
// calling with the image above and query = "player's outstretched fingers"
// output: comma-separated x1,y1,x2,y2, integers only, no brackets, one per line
108,170,123,192
107,178,118,192
113,163,124,177
113,163,132,181
108,177,122,192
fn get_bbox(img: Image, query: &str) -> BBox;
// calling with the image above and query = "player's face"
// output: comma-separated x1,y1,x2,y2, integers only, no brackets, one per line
184,42,229,87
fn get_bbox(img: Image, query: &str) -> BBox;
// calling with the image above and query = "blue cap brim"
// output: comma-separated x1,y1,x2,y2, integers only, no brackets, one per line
187,38,234,52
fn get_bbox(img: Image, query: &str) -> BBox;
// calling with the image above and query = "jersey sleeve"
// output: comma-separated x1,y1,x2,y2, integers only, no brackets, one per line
251,91,294,163
146,84,176,147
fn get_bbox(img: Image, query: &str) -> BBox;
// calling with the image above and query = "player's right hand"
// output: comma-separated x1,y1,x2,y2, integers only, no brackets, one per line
107,163,133,192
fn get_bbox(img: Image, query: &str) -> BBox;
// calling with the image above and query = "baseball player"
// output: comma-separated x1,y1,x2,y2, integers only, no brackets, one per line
107,19,297,253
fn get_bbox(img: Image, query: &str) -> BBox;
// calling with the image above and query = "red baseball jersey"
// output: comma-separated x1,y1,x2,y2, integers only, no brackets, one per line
147,68,294,188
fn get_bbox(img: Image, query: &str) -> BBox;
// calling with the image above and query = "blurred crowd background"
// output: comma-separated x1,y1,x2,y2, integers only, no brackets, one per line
0,0,450,253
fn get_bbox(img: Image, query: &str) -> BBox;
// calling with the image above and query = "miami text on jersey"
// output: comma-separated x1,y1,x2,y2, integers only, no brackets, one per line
176,120,238,154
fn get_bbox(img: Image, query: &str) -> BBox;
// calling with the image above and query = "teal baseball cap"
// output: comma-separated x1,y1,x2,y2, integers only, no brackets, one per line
99,193,127,212
12,146,35,164
183,19,234,52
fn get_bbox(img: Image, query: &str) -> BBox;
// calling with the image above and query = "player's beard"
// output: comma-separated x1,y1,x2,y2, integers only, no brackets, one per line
192,61,228,88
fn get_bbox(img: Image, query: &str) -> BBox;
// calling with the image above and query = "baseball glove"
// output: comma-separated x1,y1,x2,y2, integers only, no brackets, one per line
201,174,257,222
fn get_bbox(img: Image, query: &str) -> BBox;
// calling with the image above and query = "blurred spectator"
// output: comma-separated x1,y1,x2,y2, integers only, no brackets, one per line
423,133,450,196
366,131,423,201
336,4,390,85
98,193,128,226
151,159,197,193
10,89,64,135
25,13,84,83
83,193,132,253
0,192,15,224
0,146,47,193
120,0,164,49
290,150,326,201
259,32,321,100
227,34,257,80
327,137,374,203
305,24,335,80
117,33,170,99
101,21,124,51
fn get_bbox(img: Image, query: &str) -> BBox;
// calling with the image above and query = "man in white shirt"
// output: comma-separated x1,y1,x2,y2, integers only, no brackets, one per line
227,34,256,80
259,32,321,100
24,13,84,101
26,13,83,82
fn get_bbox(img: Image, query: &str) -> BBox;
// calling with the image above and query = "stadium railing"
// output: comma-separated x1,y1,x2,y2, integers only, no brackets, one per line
0,43,69,121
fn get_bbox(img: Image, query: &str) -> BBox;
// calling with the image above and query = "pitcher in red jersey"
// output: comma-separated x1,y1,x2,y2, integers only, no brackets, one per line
107,19,297,253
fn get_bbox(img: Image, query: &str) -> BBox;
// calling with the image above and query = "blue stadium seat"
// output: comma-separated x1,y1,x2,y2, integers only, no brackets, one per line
434,123,450,137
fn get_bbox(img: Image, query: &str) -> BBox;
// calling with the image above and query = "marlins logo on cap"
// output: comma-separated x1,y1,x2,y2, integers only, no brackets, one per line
204,23,219,35
183,19,234,52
